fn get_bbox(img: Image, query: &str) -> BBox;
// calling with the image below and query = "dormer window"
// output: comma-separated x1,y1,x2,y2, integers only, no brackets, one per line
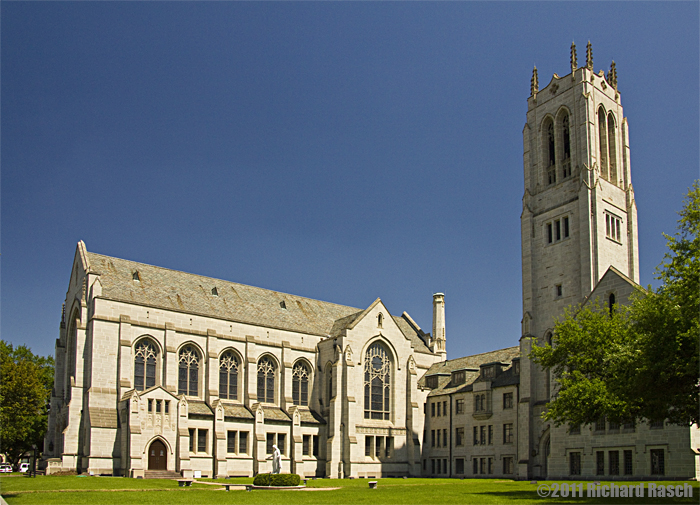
482,366,495,379
132,271,140,282
426,376,438,389
452,370,466,385
512,360,520,375
211,287,218,296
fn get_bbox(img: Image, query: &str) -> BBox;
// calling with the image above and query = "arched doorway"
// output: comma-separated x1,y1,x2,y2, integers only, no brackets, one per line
148,439,167,470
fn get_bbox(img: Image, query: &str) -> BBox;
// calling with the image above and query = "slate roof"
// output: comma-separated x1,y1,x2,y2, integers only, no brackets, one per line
420,346,520,396
298,409,326,425
223,404,254,420
188,401,214,416
262,406,291,422
83,248,432,353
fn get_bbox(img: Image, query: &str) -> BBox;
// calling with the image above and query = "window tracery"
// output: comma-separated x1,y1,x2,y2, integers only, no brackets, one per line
292,362,310,406
257,356,276,403
134,339,158,391
178,345,200,396
364,342,391,420
219,351,239,400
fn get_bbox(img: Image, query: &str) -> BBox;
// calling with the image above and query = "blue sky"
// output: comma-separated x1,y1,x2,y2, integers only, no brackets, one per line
2,2,698,360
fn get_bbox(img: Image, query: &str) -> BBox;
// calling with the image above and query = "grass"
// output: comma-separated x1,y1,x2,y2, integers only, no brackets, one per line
1,475,698,505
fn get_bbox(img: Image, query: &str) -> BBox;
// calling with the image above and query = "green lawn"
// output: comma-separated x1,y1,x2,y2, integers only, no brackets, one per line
1,475,697,505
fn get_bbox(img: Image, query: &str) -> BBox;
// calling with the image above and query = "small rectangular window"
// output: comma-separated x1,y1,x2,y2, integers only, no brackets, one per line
623,450,633,475
569,423,580,435
547,223,553,244
556,284,563,297
555,220,561,241
596,451,605,475
375,436,384,459
278,433,286,455
443,429,447,447
227,431,237,454
431,402,435,417
473,458,478,474
650,420,664,429
488,457,493,474
313,435,319,457
503,423,513,444
437,402,441,417
480,426,486,445
164,401,169,414
455,427,464,446
455,458,464,475
650,449,664,475
443,401,447,415
365,436,372,457
456,399,464,414
609,451,619,475
303,435,310,456
239,432,248,454
156,400,161,413
488,425,493,445
503,392,513,409
386,437,393,458
473,426,478,445
189,428,195,452
564,217,570,237
570,452,581,475
148,399,153,412
431,430,435,448
595,416,606,432
198,429,207,453
267,433,275,455
432,459,436,475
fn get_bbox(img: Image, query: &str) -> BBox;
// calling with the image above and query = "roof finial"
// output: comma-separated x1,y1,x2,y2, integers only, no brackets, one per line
586,41,593,71
607,60,617,90
531,66,539,97
570,41,578,73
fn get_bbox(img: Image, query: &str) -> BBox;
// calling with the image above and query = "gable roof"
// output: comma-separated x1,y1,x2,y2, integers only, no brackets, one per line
83,243,432,353
419,346,520,395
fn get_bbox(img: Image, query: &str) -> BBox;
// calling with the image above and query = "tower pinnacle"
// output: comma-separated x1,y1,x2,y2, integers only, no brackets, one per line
531,66,539,97
586,41,593,70
570,42,577,74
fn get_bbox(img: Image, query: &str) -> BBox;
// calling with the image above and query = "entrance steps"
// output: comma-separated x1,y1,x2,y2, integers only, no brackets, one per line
144,470,182,479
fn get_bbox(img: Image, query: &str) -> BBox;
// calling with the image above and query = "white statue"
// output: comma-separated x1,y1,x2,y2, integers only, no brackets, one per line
269,444,281,474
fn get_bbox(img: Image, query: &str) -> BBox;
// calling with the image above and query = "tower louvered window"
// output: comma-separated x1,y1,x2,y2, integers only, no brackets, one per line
292,362,309,406
219,351,239,400
562,114,571,178
134,340,157,391
364,342,391,420
178,346,200,396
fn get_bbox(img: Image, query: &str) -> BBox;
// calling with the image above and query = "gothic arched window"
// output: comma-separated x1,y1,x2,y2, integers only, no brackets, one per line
364,342,392,420
598,107,608,181
134,339,158,391
292,362,310,406
257,356,276,404
326,363,333,406
544,119,556,185
562,114,571,178
607,112,617,185
219,351,239,400
608,293,616,316
178,345,200,396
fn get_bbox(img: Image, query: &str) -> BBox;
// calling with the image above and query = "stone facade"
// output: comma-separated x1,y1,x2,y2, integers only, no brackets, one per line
419,43,698,481
44,243,445,477
45,43,698,480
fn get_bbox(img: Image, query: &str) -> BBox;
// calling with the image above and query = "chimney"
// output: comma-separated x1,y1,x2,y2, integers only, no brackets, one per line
431,293,447,360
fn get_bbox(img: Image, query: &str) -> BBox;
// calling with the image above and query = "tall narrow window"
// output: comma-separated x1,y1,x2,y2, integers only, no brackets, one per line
598,108,608,180
292,362,310,406
608,294,616,316
134,339,157,391
178,345,200,396
257,356,276,403
608,112,617,185
562,114,571,178
546,120,556,185
364,342,392,420
219,351,239,400
325,363,333,405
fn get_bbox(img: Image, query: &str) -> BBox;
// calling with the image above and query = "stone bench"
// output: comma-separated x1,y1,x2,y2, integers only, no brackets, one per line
368,481,378,489
177,479,193,487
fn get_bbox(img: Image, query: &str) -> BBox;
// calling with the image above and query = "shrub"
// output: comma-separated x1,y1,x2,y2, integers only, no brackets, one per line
253,473,301,486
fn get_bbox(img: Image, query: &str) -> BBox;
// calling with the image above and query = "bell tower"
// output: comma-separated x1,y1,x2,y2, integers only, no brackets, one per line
518,42,639,478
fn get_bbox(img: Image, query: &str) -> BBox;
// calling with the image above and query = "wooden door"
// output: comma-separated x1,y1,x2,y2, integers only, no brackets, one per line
148,439,167,470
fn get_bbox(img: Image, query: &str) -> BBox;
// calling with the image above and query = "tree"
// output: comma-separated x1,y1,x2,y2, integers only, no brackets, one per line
531,182,700,427
0,341,54,470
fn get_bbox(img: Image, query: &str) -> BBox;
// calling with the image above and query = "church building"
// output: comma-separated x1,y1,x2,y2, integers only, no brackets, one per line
44,43,699,480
